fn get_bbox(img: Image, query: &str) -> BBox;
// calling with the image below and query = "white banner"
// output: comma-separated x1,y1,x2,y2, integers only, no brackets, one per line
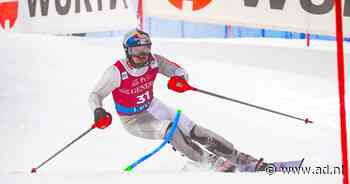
143,0,350,37
0,0,137,34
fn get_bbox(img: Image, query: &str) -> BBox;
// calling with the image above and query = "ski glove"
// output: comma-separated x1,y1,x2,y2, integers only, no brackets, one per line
167,76,194,93
93,107,112,129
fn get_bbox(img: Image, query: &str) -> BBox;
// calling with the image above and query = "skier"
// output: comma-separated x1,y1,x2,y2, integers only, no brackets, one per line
88,28,267,172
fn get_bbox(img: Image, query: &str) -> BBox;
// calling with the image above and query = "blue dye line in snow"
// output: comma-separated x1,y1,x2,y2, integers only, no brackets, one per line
124,109,182,171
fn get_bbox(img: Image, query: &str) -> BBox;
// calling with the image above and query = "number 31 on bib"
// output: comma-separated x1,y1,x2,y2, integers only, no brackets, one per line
136,91,151,104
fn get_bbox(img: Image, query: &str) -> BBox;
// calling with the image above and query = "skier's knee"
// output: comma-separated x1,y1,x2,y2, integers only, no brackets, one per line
169,128,204,162
190,125,235,155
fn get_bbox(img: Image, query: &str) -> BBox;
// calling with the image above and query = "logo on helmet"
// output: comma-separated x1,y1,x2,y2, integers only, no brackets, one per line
125,30,151,48
168,0,212,11
132,32,150,45
0,0,19,30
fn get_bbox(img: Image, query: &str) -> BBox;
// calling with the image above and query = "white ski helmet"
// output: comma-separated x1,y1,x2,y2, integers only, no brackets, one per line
123,28,152,68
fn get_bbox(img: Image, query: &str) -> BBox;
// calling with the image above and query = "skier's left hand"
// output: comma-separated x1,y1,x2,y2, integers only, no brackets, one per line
167,76,193,93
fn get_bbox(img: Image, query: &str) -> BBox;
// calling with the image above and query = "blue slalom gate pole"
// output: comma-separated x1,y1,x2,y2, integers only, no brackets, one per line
124,110,182,171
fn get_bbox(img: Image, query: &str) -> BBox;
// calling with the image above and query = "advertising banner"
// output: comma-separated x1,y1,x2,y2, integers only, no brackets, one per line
0,0,137,34
143,0,350,36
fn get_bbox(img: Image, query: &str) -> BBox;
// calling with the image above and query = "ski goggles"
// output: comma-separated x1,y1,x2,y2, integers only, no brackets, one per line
128,45,151,56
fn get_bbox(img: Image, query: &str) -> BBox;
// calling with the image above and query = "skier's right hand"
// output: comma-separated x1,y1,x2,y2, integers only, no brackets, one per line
93,107,112,129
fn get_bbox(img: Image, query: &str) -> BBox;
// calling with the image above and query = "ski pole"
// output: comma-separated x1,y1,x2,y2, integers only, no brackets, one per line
168,76,313,124
31,124,96,174
194,88,313,124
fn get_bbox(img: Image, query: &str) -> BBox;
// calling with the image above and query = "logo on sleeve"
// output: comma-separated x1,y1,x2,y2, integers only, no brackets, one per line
121,72,128,80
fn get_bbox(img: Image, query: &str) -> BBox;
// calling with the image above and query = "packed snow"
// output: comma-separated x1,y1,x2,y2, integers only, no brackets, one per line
0,32,349,183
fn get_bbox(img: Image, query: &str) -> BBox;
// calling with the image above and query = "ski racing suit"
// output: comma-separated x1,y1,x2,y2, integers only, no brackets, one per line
88,54,258,168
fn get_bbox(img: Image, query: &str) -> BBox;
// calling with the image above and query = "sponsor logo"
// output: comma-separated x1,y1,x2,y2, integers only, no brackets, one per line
0,0,18,29
121,72,128,80
244,0,349,16
27,0,129,17
168,0,212,11
119,81,154,95
131,79,140,87
131,75,153,87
